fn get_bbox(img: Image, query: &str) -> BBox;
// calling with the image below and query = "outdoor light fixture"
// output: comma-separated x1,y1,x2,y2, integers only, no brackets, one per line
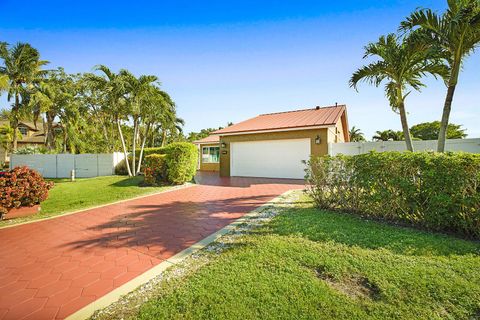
315,135,321,144
221,142,226,148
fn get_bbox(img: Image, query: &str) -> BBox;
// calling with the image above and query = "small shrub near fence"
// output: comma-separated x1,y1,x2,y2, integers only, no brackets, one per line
306,152,480,239
0,166,54,218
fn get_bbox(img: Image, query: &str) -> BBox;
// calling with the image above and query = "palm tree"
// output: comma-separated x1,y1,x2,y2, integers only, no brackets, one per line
350,33,448,151
120,70,158,175
400,0,480,152
372,130,393,141
349,126,366,142
372,129,404,141
0,42,48,151
88,65,133,176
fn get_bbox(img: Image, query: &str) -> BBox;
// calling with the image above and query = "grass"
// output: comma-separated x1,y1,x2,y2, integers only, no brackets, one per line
104,194,480,320
0,175,171,227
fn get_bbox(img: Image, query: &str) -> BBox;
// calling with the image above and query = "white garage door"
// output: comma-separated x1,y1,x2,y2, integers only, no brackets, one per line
230,138,310,179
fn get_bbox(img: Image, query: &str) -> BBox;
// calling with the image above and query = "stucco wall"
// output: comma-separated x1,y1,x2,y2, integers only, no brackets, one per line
219,128,329,177
198,143,220,171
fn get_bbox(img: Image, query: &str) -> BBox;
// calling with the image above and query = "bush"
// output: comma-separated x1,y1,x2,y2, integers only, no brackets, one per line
163,142,198,184
143,154,166,185
0,166,54,217
306,152,480,239
115,157,133,175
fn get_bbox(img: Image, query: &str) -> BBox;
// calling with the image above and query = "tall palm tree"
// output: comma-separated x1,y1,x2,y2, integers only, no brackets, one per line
350,33,448,151
400,0,480,152
349,126,366,142
0,42,48,151
120,70,157,175
89,65,133,176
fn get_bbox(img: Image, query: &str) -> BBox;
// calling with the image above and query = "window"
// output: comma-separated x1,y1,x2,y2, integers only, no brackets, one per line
202,146,219,163
18,127,28,136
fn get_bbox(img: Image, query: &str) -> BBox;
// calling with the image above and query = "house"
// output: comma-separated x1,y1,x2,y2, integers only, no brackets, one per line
0,120,56,164
193,104,349,179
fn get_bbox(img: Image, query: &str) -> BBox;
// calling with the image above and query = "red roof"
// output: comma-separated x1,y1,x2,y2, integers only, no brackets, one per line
193,135,220,144
213,105,346,135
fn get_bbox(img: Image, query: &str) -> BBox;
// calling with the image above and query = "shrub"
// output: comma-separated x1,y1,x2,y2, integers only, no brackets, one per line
143,154,166,185
306,152,480,239
0,166,54,217
163,142,198,184
115,157,132,175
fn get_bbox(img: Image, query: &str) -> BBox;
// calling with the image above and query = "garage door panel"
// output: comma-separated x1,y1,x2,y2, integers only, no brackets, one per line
231,139,309,179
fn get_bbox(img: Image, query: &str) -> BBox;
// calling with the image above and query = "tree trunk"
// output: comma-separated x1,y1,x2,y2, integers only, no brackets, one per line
161,130,167,147
136,124,150,175
117,119,133,177
437,85,456,152
398,102,414,152
63,125,68,153
46,112,56,150
132,118,138,176
11,94,19,151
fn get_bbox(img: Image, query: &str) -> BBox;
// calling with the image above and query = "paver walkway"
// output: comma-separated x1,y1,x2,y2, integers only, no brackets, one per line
0,173,303,320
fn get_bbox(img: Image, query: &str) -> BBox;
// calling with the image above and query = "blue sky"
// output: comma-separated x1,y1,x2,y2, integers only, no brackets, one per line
1,0,479,139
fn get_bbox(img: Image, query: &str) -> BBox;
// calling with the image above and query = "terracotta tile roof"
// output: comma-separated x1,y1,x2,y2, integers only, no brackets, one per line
213,105,346,135
193,135,220,144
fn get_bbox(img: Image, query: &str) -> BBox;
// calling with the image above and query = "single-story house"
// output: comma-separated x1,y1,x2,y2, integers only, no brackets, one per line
194,104,349,179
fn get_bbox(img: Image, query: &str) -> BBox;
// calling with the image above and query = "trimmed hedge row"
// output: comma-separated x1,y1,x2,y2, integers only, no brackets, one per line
138,142,197,185
306,152,480,239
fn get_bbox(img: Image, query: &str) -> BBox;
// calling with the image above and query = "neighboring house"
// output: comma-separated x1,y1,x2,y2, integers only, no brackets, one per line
194,104,349,179
0,120,60,164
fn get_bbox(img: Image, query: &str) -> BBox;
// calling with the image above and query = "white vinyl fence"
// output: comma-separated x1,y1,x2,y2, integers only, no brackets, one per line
329,138,480,156
9,153,125,178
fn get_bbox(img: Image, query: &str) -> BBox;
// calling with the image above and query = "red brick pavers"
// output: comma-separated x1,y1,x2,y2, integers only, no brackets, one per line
0,173,304,319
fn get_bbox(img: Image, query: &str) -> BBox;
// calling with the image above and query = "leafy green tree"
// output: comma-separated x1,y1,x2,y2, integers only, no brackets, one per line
410,121,467,140
349,126,366,142
30,68,76,150
400,0,480,151
0,42,48,150
350,33,448,151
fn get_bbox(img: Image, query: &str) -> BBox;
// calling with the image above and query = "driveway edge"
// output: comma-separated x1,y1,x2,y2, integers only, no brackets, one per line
66,189,298,320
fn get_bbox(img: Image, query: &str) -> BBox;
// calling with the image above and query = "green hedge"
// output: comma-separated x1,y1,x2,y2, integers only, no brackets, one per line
306,152,480,239
163,142,198,184
144,154,166,185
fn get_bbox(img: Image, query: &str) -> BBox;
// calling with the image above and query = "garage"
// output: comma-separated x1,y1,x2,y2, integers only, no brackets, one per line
230,138,310,179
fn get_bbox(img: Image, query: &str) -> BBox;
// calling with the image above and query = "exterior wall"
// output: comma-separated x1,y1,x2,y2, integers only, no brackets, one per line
329,138,480,156
198,143,220,172
219,128,329,177
9,153,125,178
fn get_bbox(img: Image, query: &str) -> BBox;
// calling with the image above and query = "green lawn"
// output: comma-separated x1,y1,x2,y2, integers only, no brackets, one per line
0,175,170,227
106,194,480,320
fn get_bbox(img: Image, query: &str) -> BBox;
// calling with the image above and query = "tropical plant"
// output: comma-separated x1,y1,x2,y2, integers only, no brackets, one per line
349,126,366,142
372,129,404,141
410,121,467,140
400,0,480,151
88,65,133,175
0,42,48,151
350,33,448,151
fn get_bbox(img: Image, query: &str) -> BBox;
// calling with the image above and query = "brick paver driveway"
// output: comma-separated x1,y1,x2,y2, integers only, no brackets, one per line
0,173,303,320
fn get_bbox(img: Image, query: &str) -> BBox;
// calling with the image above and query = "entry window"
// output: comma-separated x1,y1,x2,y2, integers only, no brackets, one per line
202,146,219,163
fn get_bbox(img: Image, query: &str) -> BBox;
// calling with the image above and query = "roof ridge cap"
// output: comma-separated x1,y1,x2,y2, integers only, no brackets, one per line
260,105,345,116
